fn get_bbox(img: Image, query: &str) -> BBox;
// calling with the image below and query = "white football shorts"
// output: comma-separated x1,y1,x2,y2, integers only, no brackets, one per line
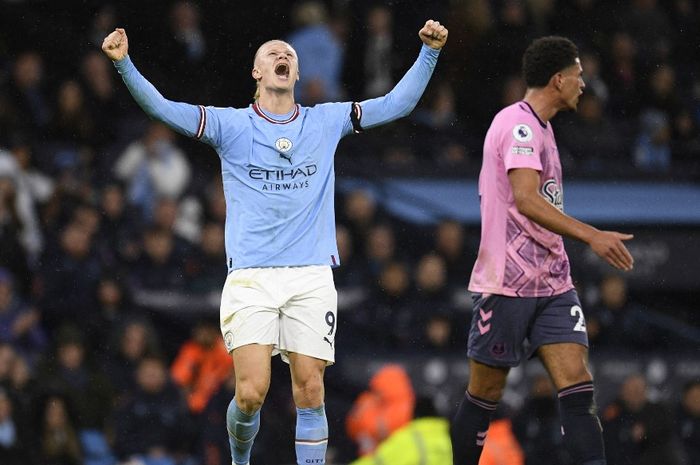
219,265,338,364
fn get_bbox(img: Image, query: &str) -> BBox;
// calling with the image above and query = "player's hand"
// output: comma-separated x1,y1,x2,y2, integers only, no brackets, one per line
419,20,448,50
588,230,634,271
102,28,129,62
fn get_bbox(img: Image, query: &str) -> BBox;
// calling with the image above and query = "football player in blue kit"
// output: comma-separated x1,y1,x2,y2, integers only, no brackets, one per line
103,19,447,465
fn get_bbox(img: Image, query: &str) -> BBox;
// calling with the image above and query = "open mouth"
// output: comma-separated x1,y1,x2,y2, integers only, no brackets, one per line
275,62,290,79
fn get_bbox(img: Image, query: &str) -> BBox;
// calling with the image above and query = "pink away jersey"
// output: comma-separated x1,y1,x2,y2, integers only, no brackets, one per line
469,101,574,297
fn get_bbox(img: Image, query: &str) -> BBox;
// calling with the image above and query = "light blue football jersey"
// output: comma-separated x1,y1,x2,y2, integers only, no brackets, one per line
115,45,440,271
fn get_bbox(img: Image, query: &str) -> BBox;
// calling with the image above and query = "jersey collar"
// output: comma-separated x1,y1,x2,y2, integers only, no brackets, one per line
252,102,301,124
519,101,548,129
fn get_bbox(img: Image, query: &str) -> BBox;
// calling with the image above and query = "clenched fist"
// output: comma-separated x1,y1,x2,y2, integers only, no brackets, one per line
419,20,448,50
102,28,129,62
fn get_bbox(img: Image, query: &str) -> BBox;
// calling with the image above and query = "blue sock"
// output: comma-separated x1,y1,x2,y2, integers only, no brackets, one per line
295,405,328,465
227,397,260,465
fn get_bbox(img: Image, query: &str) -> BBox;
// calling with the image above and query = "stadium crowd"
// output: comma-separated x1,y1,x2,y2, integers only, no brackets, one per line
0,0,699,464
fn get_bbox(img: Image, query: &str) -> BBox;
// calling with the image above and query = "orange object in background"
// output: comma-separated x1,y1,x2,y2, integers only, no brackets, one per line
171,321,233,413
346,364,415,456
479,418,525,465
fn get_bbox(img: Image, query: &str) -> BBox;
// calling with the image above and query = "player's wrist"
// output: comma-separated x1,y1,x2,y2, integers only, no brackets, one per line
580,226,600,245
421,43,442,53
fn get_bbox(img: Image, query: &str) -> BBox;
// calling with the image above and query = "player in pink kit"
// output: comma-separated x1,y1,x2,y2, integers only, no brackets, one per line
451,37,634,465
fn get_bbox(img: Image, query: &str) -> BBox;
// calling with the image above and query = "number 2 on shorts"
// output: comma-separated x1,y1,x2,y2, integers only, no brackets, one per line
570,305,586,332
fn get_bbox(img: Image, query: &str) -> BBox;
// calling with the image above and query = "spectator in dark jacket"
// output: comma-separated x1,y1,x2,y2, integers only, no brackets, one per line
113,355,191,463
35,325,113,431
602,374,686,465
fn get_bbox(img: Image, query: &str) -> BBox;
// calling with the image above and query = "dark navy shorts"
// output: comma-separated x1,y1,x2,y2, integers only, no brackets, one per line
467,289,589,367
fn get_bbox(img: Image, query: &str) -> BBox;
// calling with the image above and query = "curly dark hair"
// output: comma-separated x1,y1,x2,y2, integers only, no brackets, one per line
522,36,579,88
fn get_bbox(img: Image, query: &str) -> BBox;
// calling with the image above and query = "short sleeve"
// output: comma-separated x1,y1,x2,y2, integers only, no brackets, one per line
502,121,544,172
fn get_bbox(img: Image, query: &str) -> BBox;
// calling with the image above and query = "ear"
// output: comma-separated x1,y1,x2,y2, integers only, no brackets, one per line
252,68,261,80
553,73,563,91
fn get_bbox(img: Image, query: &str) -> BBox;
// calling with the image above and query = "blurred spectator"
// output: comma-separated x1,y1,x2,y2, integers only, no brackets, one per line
0,342,15,387
513,374,570,465
585,274,657,349
47,80,95,148
334,224,367,291
86,275,135,355
344,4,397,99
102,318,161,396
0,178,32,295
4,352,35,424
112,355,190,464
500,75,527,107
114,122,191,220
558,93,628,173
635,63,685,172
156,1,209,103
622,0,673,64
603,32,641,118
0,138,52,264
342,189,379,248
184,221,227,294
199,371,236,465
129,226,185,292
202,176,226,225
169,1,206,63
678,380,700,465
0,267,46,361
96,182,139,266
151,196,195,254
4,51,50,138
580,51,609,106
35,325,114,432
349,396,451,465
433,219,472,290
411,81,471,168
79,51,124,150
469,0,534,128
634,108,671,172
365,223,398,278
602,374,686,465
39,221,100,328
38,395,82,465
86,4,117,49
346,364,415,457
0,387,35,465
287,1,344,104
421,313,455,353
353,261,411,348
405,253,455,348
170,319,232,414
362,4,394,98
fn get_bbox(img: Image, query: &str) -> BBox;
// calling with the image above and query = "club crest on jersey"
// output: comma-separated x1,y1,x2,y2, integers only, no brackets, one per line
275,137,293,152
512,124,533,142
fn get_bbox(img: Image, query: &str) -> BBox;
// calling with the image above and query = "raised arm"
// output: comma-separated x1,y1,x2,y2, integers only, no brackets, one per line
356,20,448,130
102,28,208,141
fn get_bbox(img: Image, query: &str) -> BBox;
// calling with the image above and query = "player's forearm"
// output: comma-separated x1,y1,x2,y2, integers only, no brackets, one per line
114,56,201,137
359,45,440,129
516,194,598,244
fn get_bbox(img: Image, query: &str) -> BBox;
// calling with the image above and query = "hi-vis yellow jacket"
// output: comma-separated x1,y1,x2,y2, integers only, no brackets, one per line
349,417,452,465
